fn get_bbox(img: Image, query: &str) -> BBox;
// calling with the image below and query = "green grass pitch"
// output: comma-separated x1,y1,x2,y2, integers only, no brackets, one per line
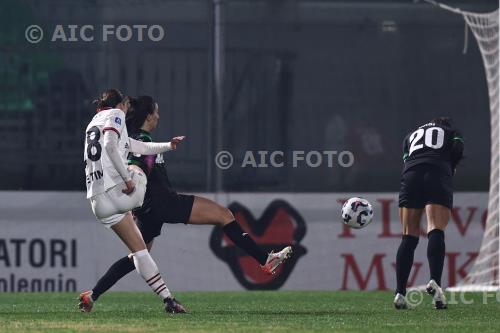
1,291,500,332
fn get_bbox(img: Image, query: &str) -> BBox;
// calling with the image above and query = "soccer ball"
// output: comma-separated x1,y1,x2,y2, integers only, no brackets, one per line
341,197,373,229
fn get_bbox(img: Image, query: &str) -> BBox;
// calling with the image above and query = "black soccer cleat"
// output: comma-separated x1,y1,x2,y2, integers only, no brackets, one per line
164,297,187,314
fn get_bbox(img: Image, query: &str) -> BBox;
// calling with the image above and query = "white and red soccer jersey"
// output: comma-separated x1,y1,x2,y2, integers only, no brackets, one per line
84,108,130,198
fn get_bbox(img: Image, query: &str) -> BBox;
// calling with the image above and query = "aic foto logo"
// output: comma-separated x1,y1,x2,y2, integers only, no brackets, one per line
210,200,307,290
25,24,165,43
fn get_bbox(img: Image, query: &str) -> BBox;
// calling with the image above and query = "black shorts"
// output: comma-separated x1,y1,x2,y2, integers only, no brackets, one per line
135,193,195,243
398,163,453,209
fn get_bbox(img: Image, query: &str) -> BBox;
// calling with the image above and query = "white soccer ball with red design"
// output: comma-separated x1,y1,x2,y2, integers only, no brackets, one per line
341,197,373,229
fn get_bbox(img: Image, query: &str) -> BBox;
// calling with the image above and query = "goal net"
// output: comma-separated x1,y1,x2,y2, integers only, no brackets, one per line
443,7,499,291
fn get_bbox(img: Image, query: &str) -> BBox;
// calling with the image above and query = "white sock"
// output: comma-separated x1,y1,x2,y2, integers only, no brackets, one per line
132,249,171,300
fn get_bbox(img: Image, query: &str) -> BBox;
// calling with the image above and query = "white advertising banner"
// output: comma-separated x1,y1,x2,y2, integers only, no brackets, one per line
0,191,487,292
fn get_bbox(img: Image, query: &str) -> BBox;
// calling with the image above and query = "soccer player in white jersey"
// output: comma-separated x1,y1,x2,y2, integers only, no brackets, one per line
78,96,293,313
82,89,186,313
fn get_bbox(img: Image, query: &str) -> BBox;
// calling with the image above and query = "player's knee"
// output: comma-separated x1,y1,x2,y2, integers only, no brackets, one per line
427,217,449,233
406,231,420,238
405,225,421,238
219,207,235,226
428,226,447,234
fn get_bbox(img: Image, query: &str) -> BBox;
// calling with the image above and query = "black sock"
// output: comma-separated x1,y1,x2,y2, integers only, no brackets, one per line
396,235,419,295
92,256,135,301
427,229,445,287
223,220,268,265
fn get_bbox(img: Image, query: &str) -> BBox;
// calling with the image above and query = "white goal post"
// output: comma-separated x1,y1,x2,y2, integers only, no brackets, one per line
421,1,499,292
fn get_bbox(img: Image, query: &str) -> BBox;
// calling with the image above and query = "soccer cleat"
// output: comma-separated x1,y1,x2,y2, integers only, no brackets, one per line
393,293,408,310
78,290,94,313
426,279,447,309
164,297,187,314
261,246,293,275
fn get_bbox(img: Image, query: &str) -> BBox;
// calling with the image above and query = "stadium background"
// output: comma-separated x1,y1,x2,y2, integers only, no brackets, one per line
0,0,498,293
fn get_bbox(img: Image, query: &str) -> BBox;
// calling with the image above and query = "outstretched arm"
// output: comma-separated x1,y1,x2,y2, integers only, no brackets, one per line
128,136,185,154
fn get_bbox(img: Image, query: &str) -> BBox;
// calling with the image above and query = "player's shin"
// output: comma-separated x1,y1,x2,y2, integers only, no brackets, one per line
395,235,419,295
427,229,445,286
223,220,268,265
92,256,135,301
132,249,172,300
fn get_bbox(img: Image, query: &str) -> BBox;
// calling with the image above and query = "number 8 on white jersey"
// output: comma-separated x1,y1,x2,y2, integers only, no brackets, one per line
84,108,130,199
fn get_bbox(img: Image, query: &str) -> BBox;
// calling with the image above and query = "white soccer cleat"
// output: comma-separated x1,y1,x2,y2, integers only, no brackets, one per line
393,293,408,310
426,279,447,309
261,246,293,275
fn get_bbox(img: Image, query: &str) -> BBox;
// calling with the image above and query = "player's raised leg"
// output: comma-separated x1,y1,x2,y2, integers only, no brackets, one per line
394,207,423,309
189,196,292,275
81,195,292,308
425,203,449,310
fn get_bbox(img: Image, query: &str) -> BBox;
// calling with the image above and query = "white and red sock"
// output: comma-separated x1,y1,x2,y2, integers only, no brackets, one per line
132,249,171,300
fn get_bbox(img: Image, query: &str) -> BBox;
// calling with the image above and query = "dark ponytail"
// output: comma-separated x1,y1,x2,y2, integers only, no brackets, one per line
125,95,156,134
431,117,453,128
93,89,124,111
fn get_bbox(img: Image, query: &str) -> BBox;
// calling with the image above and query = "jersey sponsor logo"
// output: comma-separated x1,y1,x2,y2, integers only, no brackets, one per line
209,200,307,290
114,117,121,125
86,170,103,184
